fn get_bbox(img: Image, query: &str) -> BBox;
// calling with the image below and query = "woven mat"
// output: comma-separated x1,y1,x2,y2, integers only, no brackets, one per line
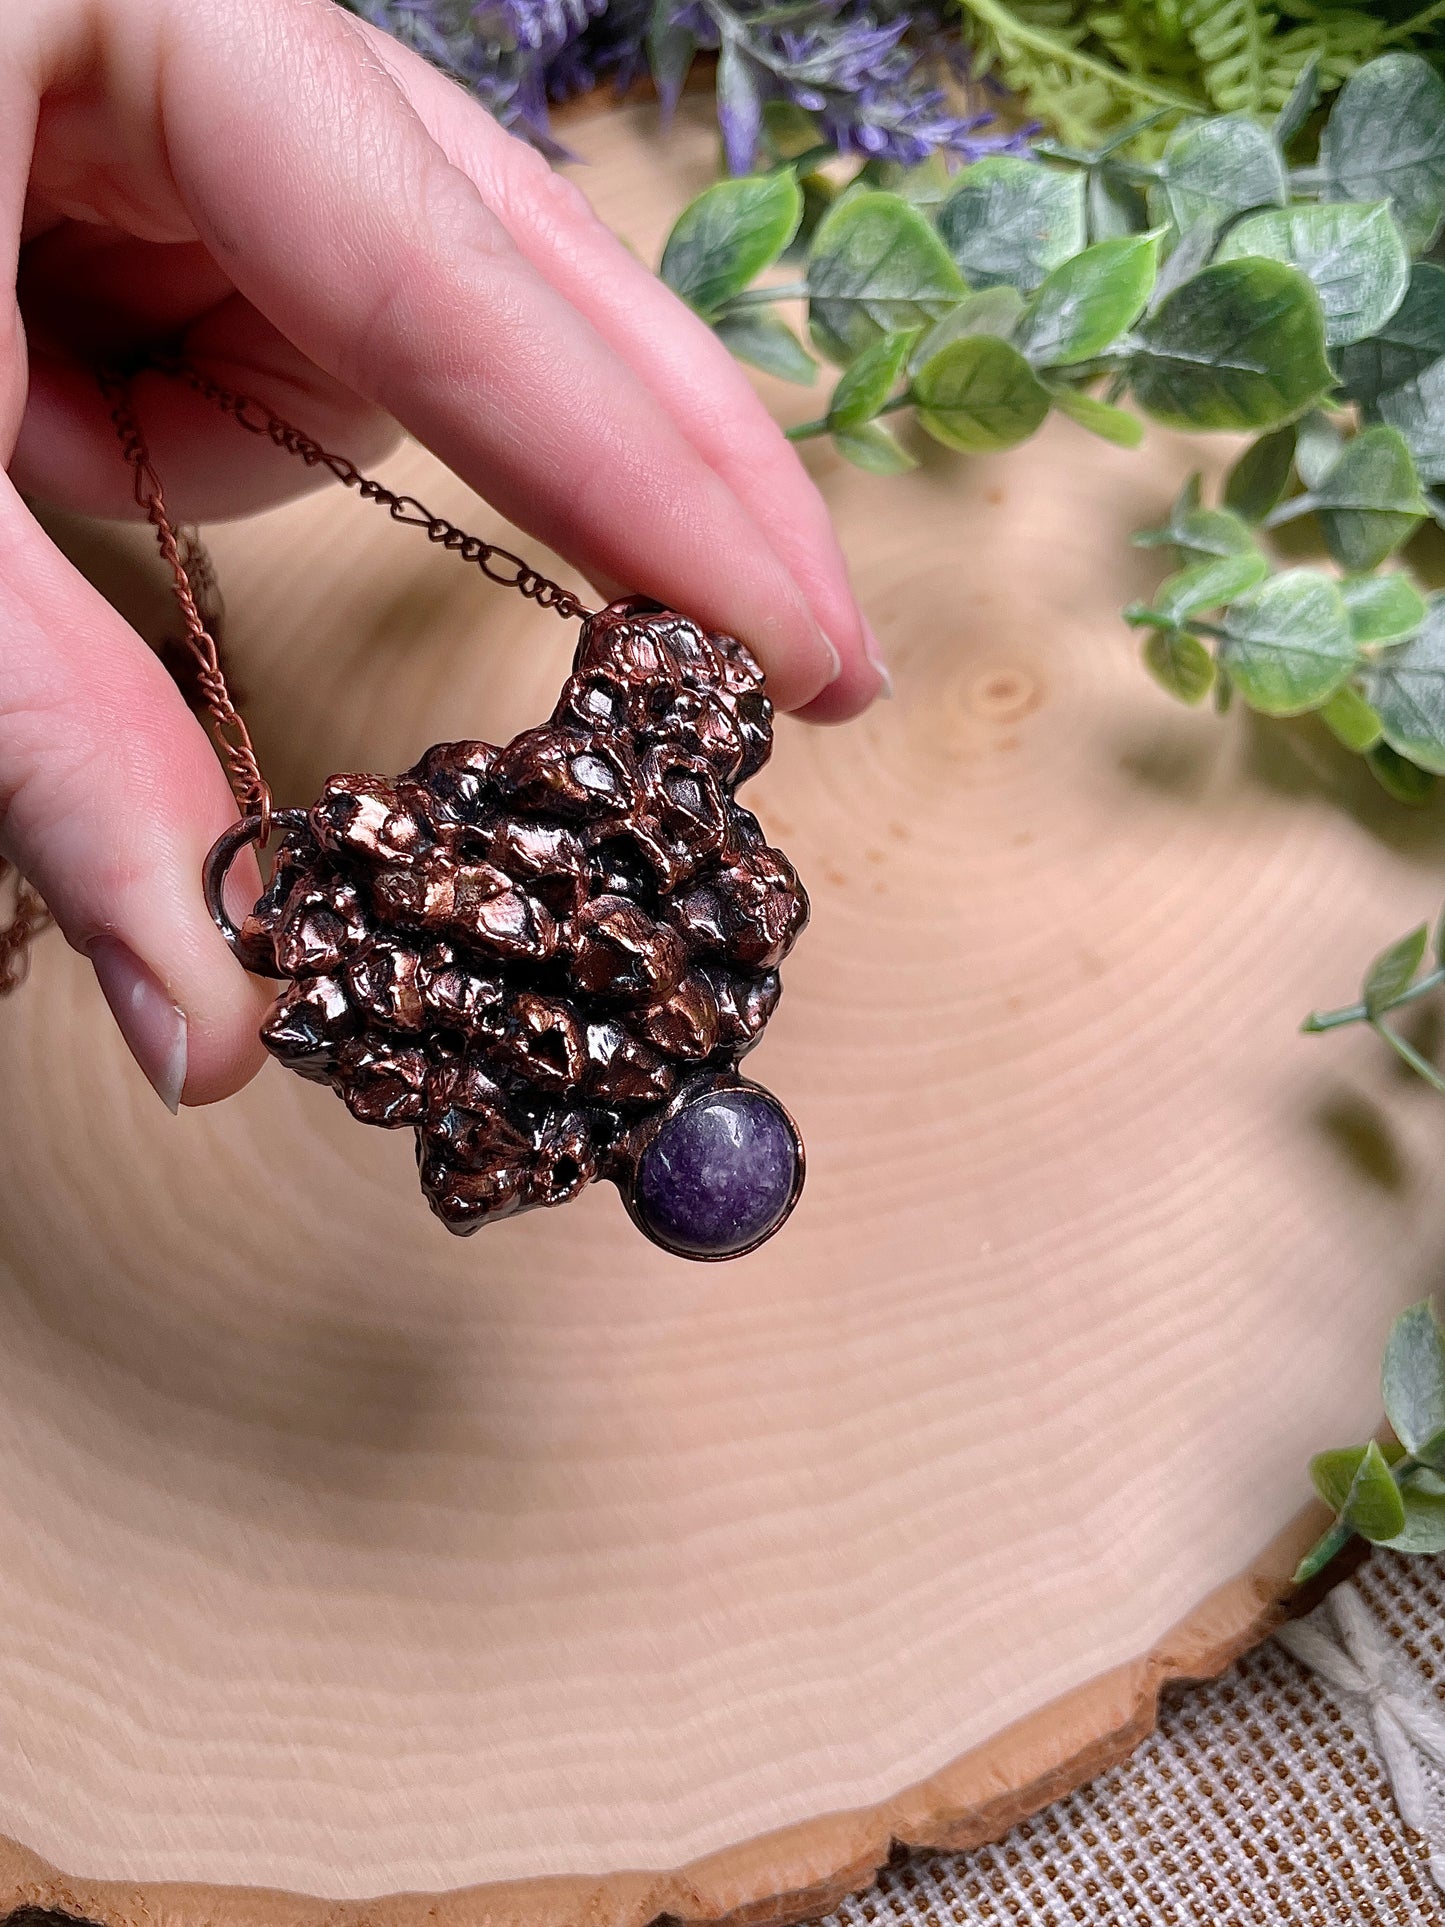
823,1553,1445,1926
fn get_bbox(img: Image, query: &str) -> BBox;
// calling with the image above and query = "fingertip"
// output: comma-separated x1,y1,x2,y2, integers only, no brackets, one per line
172,842,273,1105
0,481,275,1112
791,648,889,725
178,944,274,1107
83,912,272,1112
732,602,841,715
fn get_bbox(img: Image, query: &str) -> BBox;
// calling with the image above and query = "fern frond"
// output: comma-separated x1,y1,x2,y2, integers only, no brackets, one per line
1264,10,1386,112
1091,0,1200,85
958,0,1203,110
1181,0,1278,114
957,0,1203,148
954,0,1410,150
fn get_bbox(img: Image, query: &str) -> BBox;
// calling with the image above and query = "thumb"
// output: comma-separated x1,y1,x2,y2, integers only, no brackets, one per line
0,478,269,1106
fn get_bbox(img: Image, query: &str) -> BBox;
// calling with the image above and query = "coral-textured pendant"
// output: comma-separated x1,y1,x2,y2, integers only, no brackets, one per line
204,599,808,1259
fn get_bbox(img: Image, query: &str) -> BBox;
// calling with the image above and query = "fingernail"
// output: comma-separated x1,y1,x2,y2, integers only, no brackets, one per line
817,629,844,683
862,619,894,698
87,936,188,1113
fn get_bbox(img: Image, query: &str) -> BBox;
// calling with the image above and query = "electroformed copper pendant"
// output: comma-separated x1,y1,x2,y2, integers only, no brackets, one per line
98,363,810,1261
204,597,809,1259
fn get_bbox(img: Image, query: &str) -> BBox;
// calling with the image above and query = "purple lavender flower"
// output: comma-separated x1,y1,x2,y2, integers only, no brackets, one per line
346,0,610,145
667,0,1030,174
344,0,1032,174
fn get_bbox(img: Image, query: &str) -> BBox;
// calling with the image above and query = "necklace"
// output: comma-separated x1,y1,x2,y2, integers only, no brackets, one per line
80,363,809,1261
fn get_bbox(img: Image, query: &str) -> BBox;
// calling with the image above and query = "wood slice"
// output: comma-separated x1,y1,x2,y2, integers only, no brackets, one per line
3,96,1444,1927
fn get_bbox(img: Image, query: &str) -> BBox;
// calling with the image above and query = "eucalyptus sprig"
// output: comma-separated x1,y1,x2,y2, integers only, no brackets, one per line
1295,1300,1445,1584
659,50,1445,786
1304,909,1445,1091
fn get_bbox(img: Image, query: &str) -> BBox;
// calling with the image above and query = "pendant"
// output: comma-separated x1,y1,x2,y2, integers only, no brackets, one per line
203,599,808,1259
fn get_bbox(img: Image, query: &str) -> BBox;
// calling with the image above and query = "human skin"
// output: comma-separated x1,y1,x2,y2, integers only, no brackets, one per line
1,0,886,1112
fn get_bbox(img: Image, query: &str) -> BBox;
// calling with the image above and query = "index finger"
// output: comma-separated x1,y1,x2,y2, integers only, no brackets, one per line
42,0,847,714
355,23,886,722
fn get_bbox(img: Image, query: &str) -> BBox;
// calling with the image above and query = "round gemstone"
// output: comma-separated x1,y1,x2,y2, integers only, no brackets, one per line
632,1085,801,1258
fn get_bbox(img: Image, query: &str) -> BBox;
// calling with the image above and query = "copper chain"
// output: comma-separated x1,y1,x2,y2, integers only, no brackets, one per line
0,865,52,996
156,357,594,622
99,367,276,837
0,359,597,995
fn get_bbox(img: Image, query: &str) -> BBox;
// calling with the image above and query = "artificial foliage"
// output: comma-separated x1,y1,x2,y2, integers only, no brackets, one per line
344,0,1031,169
664,48,1445,1571
660,52,1445,808
1296,1301,1445,1582
348,0,1445,167
954,0,1444,149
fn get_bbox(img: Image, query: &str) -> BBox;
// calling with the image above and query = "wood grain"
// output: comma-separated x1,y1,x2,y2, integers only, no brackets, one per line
2,94,1443,1927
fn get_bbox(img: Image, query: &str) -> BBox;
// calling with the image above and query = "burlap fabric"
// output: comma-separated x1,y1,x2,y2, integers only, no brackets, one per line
822,1552,1445,1925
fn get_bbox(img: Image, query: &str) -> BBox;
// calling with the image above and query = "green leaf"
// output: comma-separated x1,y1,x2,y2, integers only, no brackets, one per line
1293,1522,1353,1587
1335,264,1445,411
1135,500,1258,558
1382,1485,1445,1554
1218,569,1357,716
1215,203,1410,350
1311,1444,1372,1515
712,310,818,385
831,421,916,475
1149,223,1217,312
1382,1301,1445,1457
661,172,803,318
1320,683,1384,752
807,189,967,365
1224,427,1297,524
1129,259,1332,432
828,328,919,430
1176,509,1259,558
1274,51,1321,154
1142,627,1215,705
1313,427,1428,573
1016,232,1161,367
1148,552,1269,625
1339,1439,1407,1543
1048,387,1144,447
912,333,1052,454
934,157,1086,293
1378,357,1445,488
1340,574,1428,647
1367,595,1445,772
1088,168,1149,243
1295,410,1344,491
1367,742,1438,805
1159,114,1287,233
1364,925,1428,1016
876,151,953,210
761,99,823,161
1321,53,1445,254
911,286,1026,371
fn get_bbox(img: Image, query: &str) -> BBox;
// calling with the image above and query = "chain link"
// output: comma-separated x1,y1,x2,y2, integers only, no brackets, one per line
99,366,276,838
0,359,596,998
0,863,53,995
158,358,597,623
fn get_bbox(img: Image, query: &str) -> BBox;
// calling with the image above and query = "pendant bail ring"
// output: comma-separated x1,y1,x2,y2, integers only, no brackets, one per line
203,810,309,978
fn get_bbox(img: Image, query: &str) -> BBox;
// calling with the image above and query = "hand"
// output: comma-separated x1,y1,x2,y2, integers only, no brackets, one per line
3,0,887,1111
